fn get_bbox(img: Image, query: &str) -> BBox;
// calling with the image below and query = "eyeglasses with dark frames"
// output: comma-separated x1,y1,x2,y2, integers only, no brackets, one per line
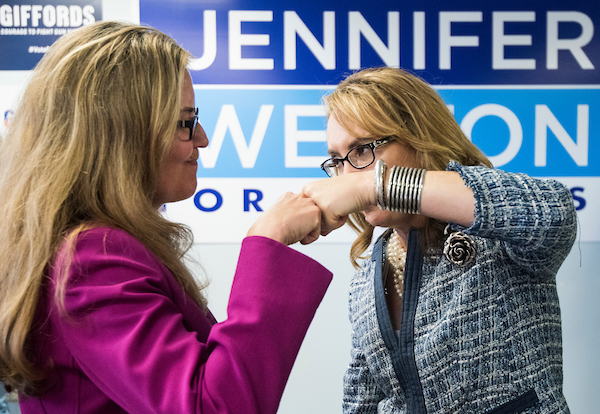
176,107,199,141
320,137,392,177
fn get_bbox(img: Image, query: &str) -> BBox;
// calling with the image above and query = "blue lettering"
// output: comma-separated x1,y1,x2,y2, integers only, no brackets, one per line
194,189,223,212
244,189,263,212
570,186,586,211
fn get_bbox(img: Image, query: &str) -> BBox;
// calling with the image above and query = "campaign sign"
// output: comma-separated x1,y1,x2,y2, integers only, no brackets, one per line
173,84,598,242
189,87,597,179
0,0,102,70
141,0,598,243
140,0,599,85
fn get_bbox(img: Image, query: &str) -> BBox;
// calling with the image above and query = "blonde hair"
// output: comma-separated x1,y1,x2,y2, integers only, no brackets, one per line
0,21,207,394
324,67,492,268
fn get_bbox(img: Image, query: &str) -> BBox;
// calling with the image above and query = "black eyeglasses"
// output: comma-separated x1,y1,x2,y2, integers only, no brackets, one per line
320,137,391,177
176,107,199,141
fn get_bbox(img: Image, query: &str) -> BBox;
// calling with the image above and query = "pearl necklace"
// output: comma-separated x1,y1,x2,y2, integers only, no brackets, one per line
386,230,407,298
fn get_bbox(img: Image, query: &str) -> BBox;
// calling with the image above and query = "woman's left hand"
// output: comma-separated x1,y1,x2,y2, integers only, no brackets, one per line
302,171,375,235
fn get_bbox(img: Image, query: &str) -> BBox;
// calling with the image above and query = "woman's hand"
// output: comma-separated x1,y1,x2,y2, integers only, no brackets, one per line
302,171,375,235
247,192,322,245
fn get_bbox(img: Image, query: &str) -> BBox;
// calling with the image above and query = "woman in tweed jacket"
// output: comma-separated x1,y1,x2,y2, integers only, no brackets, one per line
303,67,577,413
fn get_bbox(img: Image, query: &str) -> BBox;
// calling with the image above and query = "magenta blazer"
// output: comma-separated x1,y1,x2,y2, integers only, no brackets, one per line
19,228,332,413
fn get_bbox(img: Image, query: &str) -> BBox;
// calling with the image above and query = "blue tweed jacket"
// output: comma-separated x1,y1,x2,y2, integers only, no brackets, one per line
343,163,577,414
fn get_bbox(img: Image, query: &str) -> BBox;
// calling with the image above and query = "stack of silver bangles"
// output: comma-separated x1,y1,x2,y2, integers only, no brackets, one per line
374,159,426,214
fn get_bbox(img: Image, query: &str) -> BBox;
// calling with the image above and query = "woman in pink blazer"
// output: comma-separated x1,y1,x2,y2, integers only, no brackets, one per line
0,21,332,413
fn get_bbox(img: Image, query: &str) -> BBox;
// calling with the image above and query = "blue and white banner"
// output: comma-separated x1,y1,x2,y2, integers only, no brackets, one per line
140,0,599,86
0,0,102,70
2,1,596,243
181,86,597,179
139,0,598,243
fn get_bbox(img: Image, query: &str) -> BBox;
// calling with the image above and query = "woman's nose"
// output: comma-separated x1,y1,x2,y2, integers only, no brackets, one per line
194,123,209,148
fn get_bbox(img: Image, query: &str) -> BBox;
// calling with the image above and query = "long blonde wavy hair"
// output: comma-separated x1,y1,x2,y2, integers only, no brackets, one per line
0,21,207,394
324,67,492,268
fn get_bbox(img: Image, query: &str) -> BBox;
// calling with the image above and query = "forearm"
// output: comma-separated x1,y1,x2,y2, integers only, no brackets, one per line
420,171,475,227
377,164,475,226
202,236,333,412
303,167,476,233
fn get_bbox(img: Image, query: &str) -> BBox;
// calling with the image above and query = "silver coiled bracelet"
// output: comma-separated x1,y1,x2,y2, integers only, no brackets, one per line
374,159,426,214
374,157,387,209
